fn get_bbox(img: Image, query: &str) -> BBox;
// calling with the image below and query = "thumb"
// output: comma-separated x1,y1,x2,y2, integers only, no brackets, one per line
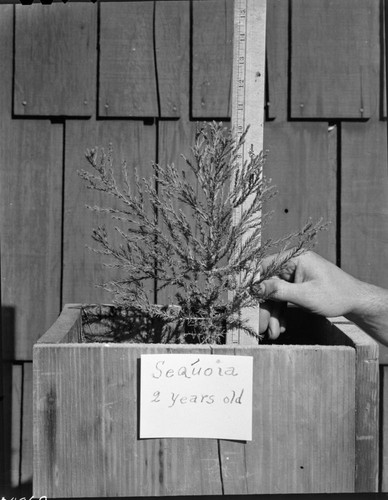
261,278,308,306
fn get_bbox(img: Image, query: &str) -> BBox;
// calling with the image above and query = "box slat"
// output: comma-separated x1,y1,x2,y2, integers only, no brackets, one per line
331,320,379,491
215,344,355,494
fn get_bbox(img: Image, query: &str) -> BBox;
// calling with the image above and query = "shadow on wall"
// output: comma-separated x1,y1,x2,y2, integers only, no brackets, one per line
0,305,33,497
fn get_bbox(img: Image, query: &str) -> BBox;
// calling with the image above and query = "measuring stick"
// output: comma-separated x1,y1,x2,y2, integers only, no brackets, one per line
227,0,267,345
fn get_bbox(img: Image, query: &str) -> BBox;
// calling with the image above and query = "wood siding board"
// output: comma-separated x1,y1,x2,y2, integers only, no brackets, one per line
63,120,156,305
0,5,12,115
14,3,96,117
1,4,63,358
290,0,379,119
1,4,65,359
1,362,20,495
10,363,22,489
0,11,14,493
0,7,4,480
99,2,158,118
156,0,194,305
266,0,289,120
1,362,33,497
154,1,188,118
191,0,233,119
341,120,388,288
263,121,336,262
0,120,63,360
157,119,197,306
0,393,6,496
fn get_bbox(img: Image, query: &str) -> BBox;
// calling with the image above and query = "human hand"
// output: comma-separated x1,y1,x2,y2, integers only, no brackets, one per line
258,251,367,339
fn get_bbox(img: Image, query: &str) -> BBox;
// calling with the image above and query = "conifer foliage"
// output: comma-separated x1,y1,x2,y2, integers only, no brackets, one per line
79,122,323,343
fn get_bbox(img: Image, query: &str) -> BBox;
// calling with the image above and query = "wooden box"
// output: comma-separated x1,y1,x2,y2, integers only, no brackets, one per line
33,304,379,497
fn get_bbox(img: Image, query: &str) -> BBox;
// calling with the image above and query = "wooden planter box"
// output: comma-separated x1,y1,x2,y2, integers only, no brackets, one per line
33,304,379,497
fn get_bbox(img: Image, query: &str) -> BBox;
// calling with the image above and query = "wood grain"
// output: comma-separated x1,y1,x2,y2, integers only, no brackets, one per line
37,304,82,345
0,392,5,495
0,1,384,496
21,363,33,486
33,306,379,496
33,341,223,497
14,3,96,117
0,120,63,359
263,121,336,262
383,0,387,119
266,0,289,120
0,5,63,359
62,120,156,305
157,120,198,306
0,160,2,490
191,0,233,118
0,361,33,495
0,120,63,358
10,364,22,489
215,344,356,494
33,343,356,496
229,0,267,344
382,366,388,491
159,346,223,495
0,361,13,495
331,320,379,492
156,0,196,305
290,0,379,119
154,1,188,117
99,1,158,117
341,120,388,288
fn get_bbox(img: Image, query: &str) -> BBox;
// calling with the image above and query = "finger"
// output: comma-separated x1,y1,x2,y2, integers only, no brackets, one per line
258,302,272,334
261,278,310,307
267,301,286,340
259,252,297,282
279,307,287,334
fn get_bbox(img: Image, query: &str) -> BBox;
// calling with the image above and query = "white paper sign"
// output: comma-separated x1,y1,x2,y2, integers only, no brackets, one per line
140,353,253,441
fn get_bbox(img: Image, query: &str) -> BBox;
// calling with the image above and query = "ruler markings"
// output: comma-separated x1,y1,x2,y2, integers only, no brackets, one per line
228,0,266,344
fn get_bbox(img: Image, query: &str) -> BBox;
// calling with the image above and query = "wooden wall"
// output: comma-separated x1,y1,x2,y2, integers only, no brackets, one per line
0,0,387,495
